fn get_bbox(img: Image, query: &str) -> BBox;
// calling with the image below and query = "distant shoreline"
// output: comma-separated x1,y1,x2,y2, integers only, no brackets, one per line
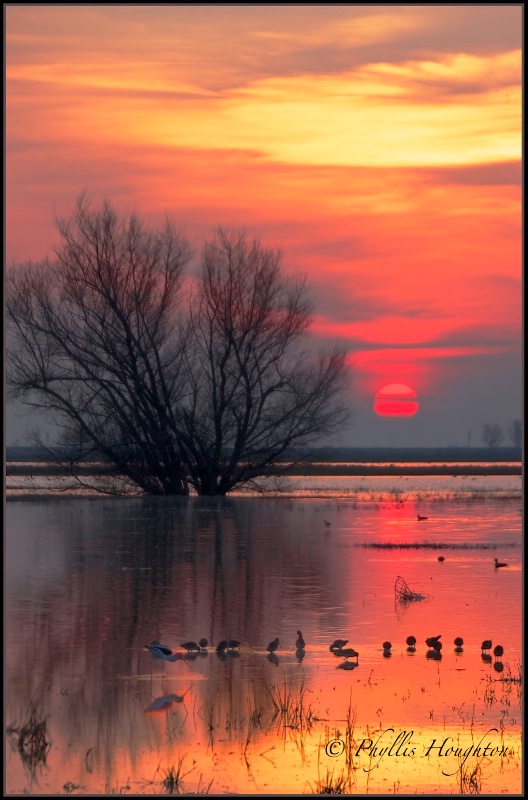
6,461,522,477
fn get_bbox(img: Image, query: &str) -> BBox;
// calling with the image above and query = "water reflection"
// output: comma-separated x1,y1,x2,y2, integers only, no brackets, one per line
6,495,522,795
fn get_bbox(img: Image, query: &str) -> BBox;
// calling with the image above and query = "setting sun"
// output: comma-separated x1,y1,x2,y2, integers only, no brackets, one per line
374,383,419,417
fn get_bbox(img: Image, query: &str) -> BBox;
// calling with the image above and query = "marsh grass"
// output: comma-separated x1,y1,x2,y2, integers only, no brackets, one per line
6,701,52,781
266,674,319,733
160,756,195,794
458,757,485,794
310,767,354,794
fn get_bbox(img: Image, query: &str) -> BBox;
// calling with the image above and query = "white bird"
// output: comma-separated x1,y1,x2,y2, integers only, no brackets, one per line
145,641,190,667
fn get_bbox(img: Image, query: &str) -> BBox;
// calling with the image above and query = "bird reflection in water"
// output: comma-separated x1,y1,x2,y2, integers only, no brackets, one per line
267,652,279,666
144,692,187,713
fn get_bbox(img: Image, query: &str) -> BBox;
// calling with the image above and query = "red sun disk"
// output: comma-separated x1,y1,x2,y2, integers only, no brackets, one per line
374,383,419,417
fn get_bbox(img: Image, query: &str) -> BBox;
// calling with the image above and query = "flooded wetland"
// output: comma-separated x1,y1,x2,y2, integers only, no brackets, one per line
5,473,522,795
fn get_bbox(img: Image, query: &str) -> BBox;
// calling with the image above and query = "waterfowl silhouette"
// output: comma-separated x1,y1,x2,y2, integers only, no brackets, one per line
425,635,442,648
216,640,228,653
454,637,464,651
267,637,280,653
199,638,208,649
324,520,331,527
494,558,508,569
417,514,428,521
340,648,359,663
181,641,200,652
493,645,504,659
431,640,442,652
382,641,392,651
437,556,445,562
227,639,240,650
406,636,417,649
330,639,348,651
296,630,305,649
481,639,492,653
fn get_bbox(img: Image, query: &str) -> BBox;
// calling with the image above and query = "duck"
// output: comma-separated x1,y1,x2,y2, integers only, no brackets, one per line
295,630,305,649
406,636,417,649
216,640,228,653
494,558,508,569
493,644,504,659
481,639,492,653
431,640,442,652
330,639,348,651
180,641,200,652
454,637,464,651
340,648,359,663
382,641,392,651
267,638,280,653
417,514,428,521
198,638,208,649
437,556,445,562
227,639,240,650
425,635,442,648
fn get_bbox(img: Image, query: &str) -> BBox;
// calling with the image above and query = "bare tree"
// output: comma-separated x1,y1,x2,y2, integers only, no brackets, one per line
507,419,522,448
6,196,192,495
481,423,505,448
7,205,350,496
178,229,350,495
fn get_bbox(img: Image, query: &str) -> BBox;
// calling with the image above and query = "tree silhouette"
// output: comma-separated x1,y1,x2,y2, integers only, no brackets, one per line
481,423,504,448
508,419,522,447
7,199,350,495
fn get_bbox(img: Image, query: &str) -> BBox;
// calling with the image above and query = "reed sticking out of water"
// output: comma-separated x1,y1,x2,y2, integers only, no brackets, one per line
6,701,52,780
265,674,318,732
161,756,195,794
311,768,353,795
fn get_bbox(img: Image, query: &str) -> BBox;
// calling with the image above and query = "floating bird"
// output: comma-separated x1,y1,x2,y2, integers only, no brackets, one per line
227,639,240,650
426,635,442,648
493,645,504,659
454,637,464,651
382,641,392,651
406,636,417,649
427,649,442,661
417,514,428,521
330,639,348,651
180,641,200,652
494,558,508,569
296,630,305,649
324,520,331,527
481,639,492,653
432,640,442,652
267,638,280,653
340,648,359,663
199,638,208,649
216,640,228,653
437,556,445,562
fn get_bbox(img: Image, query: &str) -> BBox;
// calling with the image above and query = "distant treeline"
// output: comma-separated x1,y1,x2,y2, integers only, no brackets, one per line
5,445,522,464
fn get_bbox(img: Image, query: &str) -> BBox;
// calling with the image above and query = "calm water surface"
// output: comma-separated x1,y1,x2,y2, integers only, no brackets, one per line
5,479,522,795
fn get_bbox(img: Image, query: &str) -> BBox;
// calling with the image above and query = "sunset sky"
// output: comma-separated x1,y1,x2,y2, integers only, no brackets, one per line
5,5,522,448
